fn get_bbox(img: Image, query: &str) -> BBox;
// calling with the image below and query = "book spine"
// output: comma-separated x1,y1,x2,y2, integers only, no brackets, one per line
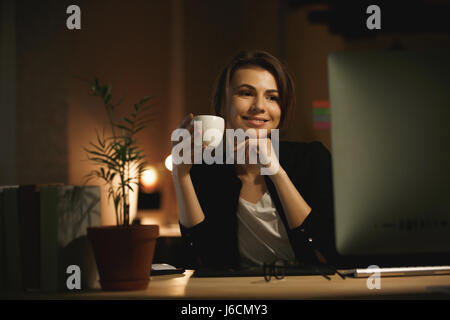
0,189,4,290
18,185,40,291
40,186,58,292
3,187,22,290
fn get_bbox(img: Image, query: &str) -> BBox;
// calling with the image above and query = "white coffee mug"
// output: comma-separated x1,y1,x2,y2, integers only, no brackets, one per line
190,115,225,148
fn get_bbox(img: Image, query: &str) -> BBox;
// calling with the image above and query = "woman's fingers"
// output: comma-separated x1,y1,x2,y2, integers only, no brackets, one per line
234,139,247,152
234,138,258,152
178,113,193,129
233,139,255,164
173,114,195,148
232,138,274,167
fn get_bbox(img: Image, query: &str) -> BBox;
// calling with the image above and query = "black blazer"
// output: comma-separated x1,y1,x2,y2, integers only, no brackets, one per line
179,140,337,268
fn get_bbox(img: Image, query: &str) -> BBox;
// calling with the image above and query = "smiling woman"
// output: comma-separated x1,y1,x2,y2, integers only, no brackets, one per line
212,50,295,132
226,67,281,133
172,50,336,270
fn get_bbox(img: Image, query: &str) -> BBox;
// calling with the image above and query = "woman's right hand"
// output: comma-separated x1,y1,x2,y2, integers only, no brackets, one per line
171,113,207,228
171,113,205,177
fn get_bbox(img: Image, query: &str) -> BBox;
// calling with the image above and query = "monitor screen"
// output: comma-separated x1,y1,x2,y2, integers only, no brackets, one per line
328,49,450,267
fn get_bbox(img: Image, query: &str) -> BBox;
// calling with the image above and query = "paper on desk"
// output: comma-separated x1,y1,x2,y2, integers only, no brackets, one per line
152,263,177,270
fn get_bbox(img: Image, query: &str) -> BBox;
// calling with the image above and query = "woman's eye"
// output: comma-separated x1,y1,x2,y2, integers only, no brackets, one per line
268,95,279,101
239,91,252,97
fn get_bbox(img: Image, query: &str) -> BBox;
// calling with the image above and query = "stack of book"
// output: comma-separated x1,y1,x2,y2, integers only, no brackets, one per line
0,185,101,293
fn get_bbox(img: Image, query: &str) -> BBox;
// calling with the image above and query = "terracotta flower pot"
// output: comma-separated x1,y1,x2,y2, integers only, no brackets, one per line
87,225,159,291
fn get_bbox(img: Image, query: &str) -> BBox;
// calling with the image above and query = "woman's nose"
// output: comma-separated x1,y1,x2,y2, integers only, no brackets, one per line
250,94,266,112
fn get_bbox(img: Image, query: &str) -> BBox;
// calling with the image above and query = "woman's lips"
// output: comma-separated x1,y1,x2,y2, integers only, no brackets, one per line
243,117,268,127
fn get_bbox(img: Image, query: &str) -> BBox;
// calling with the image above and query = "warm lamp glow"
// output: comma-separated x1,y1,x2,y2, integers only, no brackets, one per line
165,154,173,172
141,166,158,190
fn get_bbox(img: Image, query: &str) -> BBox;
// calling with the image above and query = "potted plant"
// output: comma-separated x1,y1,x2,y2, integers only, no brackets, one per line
83,78,159,291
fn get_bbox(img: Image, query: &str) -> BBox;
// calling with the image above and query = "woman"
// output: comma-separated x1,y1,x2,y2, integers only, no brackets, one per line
172,50,336,269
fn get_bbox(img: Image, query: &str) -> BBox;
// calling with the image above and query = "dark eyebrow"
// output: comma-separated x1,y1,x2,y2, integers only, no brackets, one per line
235,84,279,93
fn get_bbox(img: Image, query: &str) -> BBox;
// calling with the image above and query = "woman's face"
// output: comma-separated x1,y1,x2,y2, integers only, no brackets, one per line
224,66,281,135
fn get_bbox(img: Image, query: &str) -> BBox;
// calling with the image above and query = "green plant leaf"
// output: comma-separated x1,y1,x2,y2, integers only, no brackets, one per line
134,125,147,134
115,124,132,132
122,117,133,125
85,149,117,163
139,96,153,105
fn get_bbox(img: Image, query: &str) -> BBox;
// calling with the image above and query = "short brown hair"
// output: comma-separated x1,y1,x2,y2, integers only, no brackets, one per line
211,50,295,130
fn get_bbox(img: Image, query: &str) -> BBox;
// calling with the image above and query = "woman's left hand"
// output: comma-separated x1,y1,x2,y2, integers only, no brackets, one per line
234,137,281,176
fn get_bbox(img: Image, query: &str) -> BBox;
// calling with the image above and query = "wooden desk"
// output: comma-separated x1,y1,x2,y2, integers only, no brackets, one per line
10,270,449,300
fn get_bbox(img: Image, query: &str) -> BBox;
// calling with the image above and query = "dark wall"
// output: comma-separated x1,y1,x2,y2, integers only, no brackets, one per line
15,0,70,185
0,0,17,185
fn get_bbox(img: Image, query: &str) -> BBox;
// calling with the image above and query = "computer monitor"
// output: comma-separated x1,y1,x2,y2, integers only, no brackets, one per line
328,49,450,267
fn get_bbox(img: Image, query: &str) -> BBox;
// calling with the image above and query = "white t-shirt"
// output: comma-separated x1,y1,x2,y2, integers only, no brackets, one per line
237,191,296,267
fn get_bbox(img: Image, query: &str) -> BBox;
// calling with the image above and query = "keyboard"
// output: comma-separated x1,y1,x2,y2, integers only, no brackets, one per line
340,266,450,278
193,265,336,278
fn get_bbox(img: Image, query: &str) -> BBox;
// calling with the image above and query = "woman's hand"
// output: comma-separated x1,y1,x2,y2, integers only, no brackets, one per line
171,113,206,177
233,137,281,176
171,113,207,228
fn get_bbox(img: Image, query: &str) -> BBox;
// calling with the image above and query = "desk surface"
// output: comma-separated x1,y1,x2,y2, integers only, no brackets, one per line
9,270,450,300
